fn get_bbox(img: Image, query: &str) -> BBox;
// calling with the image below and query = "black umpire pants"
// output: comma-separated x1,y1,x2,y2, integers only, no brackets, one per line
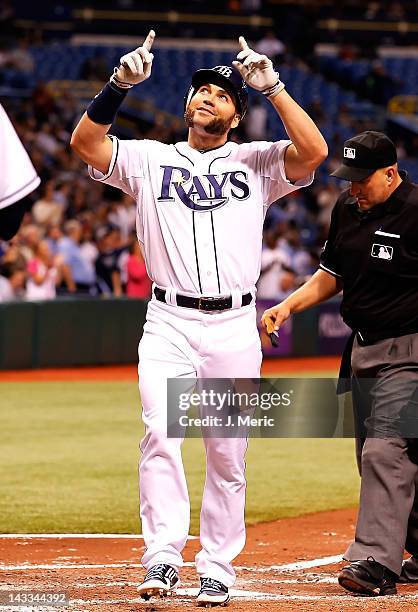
344,332,418,575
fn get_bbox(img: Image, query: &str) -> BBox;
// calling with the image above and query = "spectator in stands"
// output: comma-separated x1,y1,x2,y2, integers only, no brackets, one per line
31,180,64,227
256,30,286,64
31,82,57,124
276,266,297,301
306,98,325,126
3,36,34,73
257,226,292,300
316,182,340,229
126,239,151,299
364,2,380,21
66,183,89,219
45,223,63,255
387,1,406,21
0,239,26,273
19,224,42,262
146,111,170,142
79,52,110,82
26,239,75,300
34,122,61,157
57,220,97,295
166,116,188,144
0,264,25,302
52,181,71,211
0,0,15,37
278,222,316,278
359,61,399,106
79,223,99,270
95,225,124,296
338,44,358,62
108,193,136,241
244,97,268,141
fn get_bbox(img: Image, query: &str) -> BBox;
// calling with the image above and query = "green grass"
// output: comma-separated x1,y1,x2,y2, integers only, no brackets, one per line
0,381,360,534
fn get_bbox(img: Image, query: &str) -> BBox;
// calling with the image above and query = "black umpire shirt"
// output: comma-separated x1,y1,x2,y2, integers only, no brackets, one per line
320,171,418,343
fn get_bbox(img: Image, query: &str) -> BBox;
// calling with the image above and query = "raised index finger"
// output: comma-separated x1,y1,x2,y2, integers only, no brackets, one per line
238,36,249,51
143,29,155,51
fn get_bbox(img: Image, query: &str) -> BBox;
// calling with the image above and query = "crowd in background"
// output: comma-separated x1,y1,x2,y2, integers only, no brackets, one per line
0,77,371,305
1,0,417,303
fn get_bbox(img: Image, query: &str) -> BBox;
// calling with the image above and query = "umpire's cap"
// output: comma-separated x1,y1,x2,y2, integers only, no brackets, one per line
185,65,248,118
330,131,397,182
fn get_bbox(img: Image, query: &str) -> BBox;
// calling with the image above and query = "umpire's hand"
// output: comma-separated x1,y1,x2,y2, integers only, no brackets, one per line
111,29,155,88
261,302,291,335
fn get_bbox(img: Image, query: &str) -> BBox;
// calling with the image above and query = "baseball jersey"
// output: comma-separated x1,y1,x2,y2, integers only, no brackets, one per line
0,103,40,211
89,138,313,296
320,173,418,337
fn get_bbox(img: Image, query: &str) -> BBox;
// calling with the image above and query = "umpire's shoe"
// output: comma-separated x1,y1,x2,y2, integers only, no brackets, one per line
138,563,179,600
197,577,230,607
338,558,397,596
398,555,418,583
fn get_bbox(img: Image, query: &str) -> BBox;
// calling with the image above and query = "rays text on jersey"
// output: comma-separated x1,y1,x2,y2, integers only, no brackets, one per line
158,165,250,212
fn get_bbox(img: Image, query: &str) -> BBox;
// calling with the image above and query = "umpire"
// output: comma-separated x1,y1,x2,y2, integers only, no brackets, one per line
261,130,418,596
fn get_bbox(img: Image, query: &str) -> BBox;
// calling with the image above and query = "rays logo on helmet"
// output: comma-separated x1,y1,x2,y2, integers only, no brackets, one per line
215,66,233,78
185,64,249,118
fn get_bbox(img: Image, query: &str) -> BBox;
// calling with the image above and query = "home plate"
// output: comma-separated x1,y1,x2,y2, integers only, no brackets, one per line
176,588,279,600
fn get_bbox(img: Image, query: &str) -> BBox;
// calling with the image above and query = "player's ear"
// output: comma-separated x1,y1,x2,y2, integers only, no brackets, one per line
231,114,241,129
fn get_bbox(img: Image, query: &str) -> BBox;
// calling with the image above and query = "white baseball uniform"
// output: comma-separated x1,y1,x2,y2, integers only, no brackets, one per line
0,103,40,211
88,136,313,586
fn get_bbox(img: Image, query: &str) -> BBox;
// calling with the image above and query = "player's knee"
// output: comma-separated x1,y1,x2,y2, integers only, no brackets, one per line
140,427,181,457
362,439,398,472
205,442,246,482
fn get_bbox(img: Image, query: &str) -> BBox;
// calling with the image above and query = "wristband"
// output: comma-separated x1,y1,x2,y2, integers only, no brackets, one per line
262,73,285,99
86,81,128,126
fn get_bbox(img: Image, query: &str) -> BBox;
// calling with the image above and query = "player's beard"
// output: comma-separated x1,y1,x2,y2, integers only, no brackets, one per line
185,108,235,136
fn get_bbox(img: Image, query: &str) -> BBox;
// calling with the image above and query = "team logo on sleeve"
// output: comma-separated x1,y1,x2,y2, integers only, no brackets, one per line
158,166,250,211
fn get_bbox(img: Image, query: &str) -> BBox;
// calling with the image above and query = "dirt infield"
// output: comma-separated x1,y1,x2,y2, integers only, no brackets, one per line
4,357,414,610
0,356,341,382
1,508,417,611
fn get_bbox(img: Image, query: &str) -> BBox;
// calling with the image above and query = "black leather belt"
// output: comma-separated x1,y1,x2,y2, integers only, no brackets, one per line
154,287,252,311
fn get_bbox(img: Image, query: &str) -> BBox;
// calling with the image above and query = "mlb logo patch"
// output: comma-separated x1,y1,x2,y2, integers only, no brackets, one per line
344,147,356,159
371,243,393,260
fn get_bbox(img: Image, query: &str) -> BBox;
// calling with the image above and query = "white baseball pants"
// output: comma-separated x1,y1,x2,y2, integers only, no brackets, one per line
137,297,262,587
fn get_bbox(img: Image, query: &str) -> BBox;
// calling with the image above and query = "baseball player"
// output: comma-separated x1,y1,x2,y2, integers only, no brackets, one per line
0,103,40,240
71,30,327,606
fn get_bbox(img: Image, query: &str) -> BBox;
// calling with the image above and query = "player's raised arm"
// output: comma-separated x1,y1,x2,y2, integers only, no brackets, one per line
70,29,156,174
233,36,328,182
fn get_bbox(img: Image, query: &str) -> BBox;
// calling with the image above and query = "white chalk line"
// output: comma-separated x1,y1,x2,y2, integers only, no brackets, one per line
70,575,339,589
68,592,418,604
0,533,198,540
272,554,343,571
2,576,418,605
0,561,198,571
0,562,143,571
0,556,343,573
235,555,343,573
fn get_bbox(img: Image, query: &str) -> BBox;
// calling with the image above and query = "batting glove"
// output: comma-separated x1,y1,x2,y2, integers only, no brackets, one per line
232,36,285,99
110,29,155,89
